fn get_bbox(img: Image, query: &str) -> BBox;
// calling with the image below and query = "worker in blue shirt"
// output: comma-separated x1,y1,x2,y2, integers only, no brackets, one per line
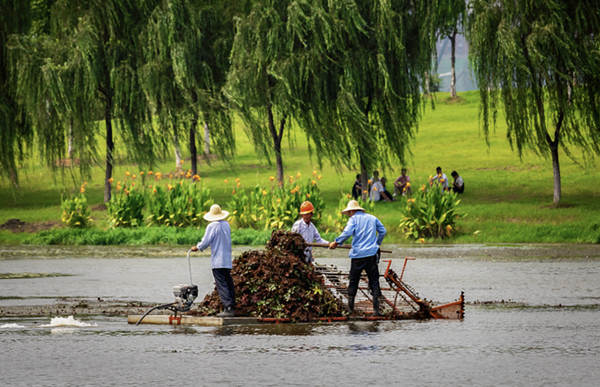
191,204,235,317
329,200,386,316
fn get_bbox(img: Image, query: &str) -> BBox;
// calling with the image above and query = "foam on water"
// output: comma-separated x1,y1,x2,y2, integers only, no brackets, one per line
1,323,25,329
41,316,97,328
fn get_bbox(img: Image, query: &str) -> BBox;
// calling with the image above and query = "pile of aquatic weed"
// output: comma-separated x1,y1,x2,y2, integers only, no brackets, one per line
195,230,345,321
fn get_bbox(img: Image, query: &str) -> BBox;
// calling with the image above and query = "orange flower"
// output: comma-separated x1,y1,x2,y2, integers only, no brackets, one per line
185,172,192,179
224,179,229,183
148,170,153,175
167,184,173,191
312,170,318,176
168,173,173,179
446,225,452,233
125,171,130,176
306,193,311,198
235,177,240,183
139,171,144,176
80,186,86,194
236,182,240,188
296,172,301,178
419,238,425,244
262,189,267,196
317,175,322,180
108,177,114,184
193,174,201,181
420,184,426,192
132,174,136,179
152,188,157,193
311,180,317,185
269,176,275,182
232,189,236,195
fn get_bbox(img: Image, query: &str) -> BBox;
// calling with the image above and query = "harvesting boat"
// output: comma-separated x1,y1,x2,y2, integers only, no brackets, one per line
129,232,464,326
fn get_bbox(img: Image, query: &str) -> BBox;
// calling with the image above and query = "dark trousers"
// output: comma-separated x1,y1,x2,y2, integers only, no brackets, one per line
212,268,235,309
347,254,381,299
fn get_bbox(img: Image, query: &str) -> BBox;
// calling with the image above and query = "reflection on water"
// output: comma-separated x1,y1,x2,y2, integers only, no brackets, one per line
1,246,599,386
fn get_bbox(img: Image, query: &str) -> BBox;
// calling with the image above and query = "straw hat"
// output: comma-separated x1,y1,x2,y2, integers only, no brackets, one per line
203,204,230,221
341,200,365,214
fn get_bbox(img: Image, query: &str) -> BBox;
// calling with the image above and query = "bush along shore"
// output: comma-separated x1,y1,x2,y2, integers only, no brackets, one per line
18,226,338,246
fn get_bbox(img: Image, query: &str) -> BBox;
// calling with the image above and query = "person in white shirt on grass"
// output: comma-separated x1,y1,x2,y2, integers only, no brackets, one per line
291,201,328,263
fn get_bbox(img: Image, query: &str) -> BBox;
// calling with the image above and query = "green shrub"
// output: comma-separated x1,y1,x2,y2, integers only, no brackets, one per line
61,189,92,228
106,183,145,227
398,181,464,240
146,181,213,227
228,177,325,230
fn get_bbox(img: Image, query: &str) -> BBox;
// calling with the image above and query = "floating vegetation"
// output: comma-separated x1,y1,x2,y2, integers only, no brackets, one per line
0,273,73,280
195,231,345,321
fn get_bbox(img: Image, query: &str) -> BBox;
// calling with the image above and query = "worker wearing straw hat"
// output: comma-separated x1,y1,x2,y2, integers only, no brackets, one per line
329,200,386,316
291,201,328,263
191,204,235,317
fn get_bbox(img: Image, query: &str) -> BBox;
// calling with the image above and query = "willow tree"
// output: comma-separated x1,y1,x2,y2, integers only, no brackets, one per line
61,0,162,202
142,0,240,175
9,1,98,183
0,1,32,186
225,0,299,184
289,0,440,194
467,0,600,205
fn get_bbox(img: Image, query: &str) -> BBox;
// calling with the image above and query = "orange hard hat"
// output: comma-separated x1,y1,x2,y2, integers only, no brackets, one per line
299,201,314,214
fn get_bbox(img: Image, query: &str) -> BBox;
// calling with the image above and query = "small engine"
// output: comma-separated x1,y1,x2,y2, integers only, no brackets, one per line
172,284,198,312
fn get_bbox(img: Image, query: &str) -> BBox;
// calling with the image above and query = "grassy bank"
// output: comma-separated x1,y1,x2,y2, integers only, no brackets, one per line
1,91,599,245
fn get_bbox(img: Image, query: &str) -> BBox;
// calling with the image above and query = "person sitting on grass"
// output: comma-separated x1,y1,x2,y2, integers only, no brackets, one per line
430,166,449,191
380,177,394,201
451,170,464,194
351,174,362,200
393,168,411,197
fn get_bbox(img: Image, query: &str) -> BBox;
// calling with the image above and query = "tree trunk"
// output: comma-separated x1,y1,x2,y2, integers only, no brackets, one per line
550,141,561,206
267,105,285,185
67,119,73,161
189,115,198,176
173,122,182,170
360,156,369,201
450,28,457,99
204,121,210,155
103,102,114,203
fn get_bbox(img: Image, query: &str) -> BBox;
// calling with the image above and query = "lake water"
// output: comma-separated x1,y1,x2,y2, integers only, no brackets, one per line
1,244,599,386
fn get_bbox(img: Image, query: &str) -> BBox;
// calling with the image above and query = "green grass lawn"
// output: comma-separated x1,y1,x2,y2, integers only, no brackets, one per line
1,91,599,244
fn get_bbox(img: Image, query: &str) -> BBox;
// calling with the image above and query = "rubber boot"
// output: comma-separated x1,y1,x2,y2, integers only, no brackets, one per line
217,306,235,317
348,296,355,313
372,297,381,316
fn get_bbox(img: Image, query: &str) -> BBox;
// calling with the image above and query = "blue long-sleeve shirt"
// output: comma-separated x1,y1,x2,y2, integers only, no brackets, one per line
334,211,386,258
196,220,232,269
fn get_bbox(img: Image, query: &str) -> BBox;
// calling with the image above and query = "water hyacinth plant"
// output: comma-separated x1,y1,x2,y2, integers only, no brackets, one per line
398,181,463,239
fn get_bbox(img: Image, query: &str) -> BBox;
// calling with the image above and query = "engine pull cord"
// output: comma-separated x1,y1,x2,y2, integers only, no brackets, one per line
187,248,193,284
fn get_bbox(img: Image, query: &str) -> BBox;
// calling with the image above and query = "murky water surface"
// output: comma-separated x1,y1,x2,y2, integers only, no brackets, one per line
1,244,599,386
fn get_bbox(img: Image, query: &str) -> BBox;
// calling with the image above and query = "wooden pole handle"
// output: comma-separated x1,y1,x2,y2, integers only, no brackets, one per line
307,242,392,254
